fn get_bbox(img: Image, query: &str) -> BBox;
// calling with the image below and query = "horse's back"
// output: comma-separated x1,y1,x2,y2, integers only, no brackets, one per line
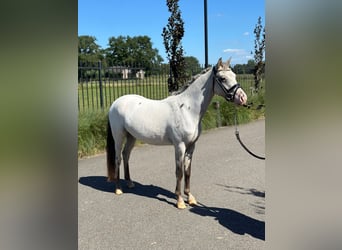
109,94,166,118
110,94,145,114
108,94,174,145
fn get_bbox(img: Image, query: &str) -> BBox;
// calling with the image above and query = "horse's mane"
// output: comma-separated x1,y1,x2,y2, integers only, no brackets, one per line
171,67,212,95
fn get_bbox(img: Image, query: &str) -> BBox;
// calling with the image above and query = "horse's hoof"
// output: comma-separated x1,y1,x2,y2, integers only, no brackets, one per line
188,194,198,206
177,200,187,209
115,189,123,195
127,181,135,188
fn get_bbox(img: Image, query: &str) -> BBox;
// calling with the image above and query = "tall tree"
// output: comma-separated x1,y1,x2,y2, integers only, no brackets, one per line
78,36,103,65
253,17,266,90
162,0,186,92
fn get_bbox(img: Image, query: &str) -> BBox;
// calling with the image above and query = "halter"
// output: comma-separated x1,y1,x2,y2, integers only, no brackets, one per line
213,66,241,103
212,67,265,160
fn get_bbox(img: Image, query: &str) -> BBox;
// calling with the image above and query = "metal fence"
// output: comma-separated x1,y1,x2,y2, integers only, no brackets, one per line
78,62,259,113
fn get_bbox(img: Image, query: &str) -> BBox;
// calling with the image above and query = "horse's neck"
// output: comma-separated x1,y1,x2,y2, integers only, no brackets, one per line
179,69,214,120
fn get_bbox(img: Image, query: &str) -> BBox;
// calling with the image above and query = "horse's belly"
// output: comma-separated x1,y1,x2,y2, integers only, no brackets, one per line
125,111,172,145
127,125,171,145
137,134,171,145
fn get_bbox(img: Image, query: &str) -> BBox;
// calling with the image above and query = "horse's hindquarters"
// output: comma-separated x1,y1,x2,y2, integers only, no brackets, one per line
110,95,173,145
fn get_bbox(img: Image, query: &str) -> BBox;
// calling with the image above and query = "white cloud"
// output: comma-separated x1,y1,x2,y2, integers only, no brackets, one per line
243,32,249,36
222,49,253,64
223,49,248,56
223,48,246,55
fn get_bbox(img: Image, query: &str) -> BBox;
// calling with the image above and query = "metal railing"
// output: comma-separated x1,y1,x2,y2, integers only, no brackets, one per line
78,62,260,113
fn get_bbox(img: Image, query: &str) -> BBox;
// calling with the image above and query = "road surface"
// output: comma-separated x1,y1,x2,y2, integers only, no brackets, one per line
78,119,265,249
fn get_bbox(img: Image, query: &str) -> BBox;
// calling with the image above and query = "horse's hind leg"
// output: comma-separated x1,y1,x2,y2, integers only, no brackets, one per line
184,143,197,206
113,132,125,195
174,143,186,209
123,133,136,188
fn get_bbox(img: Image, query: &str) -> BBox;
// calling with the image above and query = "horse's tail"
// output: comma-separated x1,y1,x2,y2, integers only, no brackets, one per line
106,119,116,182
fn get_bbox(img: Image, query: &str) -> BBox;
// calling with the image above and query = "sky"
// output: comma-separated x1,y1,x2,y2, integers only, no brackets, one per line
78,0,265,65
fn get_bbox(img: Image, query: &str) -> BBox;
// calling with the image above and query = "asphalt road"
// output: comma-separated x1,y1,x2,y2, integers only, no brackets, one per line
78,119,265,250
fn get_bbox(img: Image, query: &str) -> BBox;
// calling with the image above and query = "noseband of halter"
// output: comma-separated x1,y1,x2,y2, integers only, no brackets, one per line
213,66,241,103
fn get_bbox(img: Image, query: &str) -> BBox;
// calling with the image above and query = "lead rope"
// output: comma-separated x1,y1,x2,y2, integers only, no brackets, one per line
234,106,265,160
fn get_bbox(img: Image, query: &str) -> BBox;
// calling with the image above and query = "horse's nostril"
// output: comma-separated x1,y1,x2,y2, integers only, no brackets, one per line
241,95,247,105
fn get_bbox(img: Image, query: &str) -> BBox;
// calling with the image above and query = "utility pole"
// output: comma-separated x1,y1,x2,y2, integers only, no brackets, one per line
204,0,208,68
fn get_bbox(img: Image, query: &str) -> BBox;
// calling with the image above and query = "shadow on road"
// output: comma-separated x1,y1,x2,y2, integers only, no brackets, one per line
79,176,265,240
217,184,265,198
79,176,114,193
79,176,176,207
190,204,265,241
217,184,266,215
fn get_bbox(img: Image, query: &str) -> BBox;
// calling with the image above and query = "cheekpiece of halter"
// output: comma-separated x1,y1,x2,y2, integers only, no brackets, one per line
213,66,241,102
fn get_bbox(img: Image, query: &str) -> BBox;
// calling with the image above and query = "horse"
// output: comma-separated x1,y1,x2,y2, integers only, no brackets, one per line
106,58,248,209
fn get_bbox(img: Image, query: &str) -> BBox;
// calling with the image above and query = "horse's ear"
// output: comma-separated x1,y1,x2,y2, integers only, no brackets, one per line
226,57,232,67
216,57,223,68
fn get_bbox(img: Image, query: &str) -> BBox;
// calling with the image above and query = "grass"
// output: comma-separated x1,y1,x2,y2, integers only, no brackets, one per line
78,111,108,158
78,94,265,158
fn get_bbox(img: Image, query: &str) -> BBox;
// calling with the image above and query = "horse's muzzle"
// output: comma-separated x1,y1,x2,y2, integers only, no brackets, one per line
235,88,247,106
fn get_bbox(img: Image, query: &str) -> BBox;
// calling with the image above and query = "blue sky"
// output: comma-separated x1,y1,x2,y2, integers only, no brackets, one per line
78,0,264,65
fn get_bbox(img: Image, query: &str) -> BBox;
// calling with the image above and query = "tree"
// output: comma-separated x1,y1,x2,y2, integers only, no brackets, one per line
78,36,103,65
105,35,163,66
232,60,255,74
184,56,201,78
253,17,265,90
162,0,186,92
246,59,256,74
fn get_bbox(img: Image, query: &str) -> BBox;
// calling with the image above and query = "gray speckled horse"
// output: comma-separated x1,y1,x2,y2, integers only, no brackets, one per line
106,58,247,209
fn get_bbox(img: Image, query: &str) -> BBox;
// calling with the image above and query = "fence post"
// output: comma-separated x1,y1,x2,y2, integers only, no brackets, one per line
98,61,104,110
213,101,221,127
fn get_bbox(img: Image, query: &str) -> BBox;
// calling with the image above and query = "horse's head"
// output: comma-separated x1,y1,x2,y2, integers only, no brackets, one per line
213,58,247,106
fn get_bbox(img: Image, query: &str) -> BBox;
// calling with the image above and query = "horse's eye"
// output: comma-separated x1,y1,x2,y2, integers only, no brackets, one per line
220,77,226,82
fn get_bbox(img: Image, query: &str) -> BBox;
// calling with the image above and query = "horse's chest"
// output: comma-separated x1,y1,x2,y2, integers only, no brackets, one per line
185,127,200,144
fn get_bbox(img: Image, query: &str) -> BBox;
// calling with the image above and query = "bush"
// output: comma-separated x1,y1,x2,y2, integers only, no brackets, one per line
78,111,108,158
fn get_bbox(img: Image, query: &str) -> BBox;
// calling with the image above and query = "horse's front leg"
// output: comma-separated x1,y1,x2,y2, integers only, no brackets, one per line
184,143,197,206
175,143,186,209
